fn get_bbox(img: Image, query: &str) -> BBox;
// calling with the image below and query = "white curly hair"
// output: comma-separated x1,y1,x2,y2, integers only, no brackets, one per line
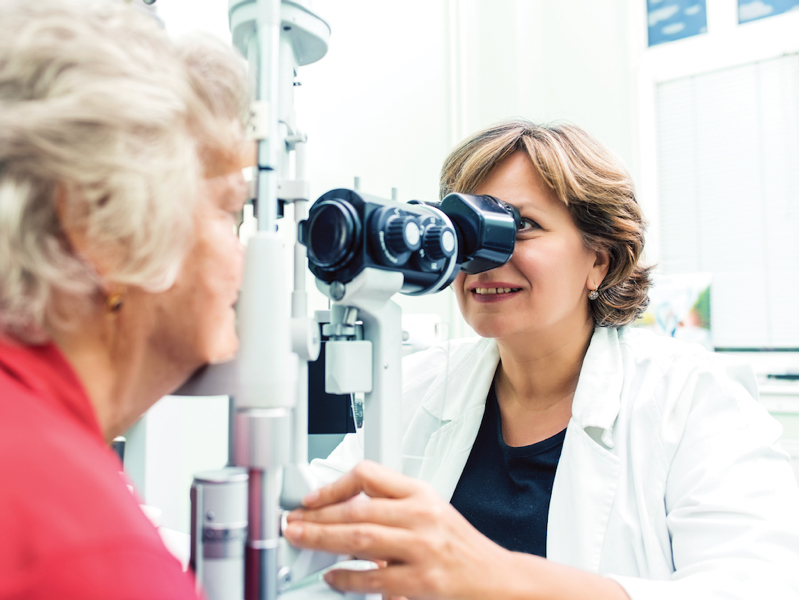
0,0,249,343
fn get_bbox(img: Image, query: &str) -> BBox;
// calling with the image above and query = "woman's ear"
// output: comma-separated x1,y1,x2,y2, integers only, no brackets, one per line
54,184,88,257
54,184,114,279
588,248,610,290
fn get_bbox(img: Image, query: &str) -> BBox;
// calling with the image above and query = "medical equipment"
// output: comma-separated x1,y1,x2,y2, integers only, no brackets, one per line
181,1,519,599
300,190,518,471
301,190,521,294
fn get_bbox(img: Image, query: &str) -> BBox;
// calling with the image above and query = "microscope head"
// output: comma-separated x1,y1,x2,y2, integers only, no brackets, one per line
299,189,520,295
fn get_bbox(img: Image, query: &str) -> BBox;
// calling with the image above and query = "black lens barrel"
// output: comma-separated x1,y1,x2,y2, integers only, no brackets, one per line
300,189,518,295
437,193,518,275
303,199,361,269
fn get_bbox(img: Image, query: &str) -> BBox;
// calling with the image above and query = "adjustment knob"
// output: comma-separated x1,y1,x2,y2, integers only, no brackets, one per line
385,216,422,255
422,225,456,261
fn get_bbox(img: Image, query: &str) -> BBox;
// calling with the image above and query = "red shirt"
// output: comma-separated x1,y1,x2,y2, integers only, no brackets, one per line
0,339,200,600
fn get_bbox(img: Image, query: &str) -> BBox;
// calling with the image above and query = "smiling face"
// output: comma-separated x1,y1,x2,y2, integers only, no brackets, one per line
454,151,609,344
148,169,247,371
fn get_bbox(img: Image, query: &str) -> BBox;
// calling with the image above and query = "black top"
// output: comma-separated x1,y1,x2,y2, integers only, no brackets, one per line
449,385,566,557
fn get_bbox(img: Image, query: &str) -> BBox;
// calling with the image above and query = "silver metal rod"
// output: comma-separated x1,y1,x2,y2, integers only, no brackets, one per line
256,167,278,233
245,467,282,600
294,362,309,465
228,396,236,466
293,139,309,465
255,0,281,233
292,140,308,300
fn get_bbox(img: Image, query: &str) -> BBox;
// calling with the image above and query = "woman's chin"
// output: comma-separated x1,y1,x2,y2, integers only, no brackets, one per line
207,339,239,365
202,329,240,365
468,320,514,339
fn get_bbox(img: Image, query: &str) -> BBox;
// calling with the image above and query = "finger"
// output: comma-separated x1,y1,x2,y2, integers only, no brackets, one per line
283,520,416,564
323,565,385,596
324,565,421,599
291,496,420,529
303,461,424,509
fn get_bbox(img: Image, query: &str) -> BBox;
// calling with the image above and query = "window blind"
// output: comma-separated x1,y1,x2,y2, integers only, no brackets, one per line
655,53,799,348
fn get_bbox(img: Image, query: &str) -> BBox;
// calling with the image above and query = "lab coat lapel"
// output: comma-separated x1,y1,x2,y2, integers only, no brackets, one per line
418,404,487,500
547,422,621,571
547,327,623,572
415,338,499,501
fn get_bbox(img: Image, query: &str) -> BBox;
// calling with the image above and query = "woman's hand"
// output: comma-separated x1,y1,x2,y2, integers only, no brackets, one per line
283,460,513,600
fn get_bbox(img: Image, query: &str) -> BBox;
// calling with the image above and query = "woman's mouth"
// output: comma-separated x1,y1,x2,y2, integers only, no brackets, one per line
470,286,523,302
473,287,521,295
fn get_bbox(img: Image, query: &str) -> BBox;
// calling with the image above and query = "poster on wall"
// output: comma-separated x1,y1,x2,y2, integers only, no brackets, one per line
647,0,708,46
738,0,799,23
635,272,713,350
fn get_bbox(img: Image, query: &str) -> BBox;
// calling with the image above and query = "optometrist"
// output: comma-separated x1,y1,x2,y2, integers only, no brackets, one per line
287,120,799,600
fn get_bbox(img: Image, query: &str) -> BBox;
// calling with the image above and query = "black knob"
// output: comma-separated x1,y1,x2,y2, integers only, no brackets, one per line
423,225,456,261
385,216,421,255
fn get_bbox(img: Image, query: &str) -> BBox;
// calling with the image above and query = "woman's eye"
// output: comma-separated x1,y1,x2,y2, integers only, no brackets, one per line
517,218,540,234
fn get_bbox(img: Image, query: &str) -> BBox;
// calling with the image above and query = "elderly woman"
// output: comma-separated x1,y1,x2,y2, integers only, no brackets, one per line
288,121,800,599
0,0,249,597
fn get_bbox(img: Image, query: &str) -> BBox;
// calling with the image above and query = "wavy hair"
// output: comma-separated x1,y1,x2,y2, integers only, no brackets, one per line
440,120,652,326
0,0,248,343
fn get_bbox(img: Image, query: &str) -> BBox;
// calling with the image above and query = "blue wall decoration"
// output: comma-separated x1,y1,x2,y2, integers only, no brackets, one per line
648,0,708,46
738,0,798,23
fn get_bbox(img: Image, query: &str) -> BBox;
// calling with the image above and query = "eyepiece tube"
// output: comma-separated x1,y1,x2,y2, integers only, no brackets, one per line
300,189,519,295
436,193,519,275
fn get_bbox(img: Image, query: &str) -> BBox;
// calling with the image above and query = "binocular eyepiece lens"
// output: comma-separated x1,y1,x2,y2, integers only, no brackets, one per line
305,200,359,269
300,189,519,296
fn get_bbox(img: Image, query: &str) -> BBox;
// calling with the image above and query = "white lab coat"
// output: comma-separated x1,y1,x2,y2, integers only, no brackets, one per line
311,326,799,599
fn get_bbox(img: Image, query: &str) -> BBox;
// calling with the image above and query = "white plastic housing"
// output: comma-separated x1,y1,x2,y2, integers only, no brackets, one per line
325,340,373,395
236,232,298,409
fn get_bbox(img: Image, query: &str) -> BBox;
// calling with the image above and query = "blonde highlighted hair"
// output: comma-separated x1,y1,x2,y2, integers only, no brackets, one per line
441,120,652,326
0,0,249,343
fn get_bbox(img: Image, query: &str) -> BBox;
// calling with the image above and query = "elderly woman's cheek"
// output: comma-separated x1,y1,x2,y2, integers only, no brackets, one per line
207,227,245,362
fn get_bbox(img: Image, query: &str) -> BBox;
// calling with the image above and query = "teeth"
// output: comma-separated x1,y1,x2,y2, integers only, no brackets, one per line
474,287,518,295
